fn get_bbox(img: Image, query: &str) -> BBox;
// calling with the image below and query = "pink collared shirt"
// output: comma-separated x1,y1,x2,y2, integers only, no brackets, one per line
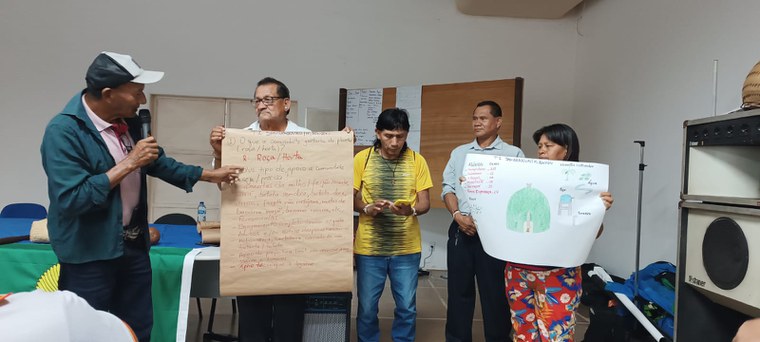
82,96,140,226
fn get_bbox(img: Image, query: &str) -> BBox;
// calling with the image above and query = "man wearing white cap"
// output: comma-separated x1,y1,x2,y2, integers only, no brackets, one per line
40,51,243,342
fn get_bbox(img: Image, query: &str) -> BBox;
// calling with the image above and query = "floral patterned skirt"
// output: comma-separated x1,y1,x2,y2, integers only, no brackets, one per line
505,265,583,342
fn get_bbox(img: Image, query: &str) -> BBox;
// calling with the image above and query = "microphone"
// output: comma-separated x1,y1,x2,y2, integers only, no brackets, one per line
138,109,151,139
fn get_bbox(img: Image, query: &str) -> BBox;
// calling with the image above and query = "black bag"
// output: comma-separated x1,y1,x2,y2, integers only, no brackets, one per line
580,263,627,342
580,263,663,342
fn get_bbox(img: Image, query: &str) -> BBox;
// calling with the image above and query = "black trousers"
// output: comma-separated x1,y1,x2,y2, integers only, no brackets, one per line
59,241,153,342
445,220,512,342
237,294,306,342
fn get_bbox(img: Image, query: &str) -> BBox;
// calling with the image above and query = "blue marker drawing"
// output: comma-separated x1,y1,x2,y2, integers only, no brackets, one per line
558,194,573,215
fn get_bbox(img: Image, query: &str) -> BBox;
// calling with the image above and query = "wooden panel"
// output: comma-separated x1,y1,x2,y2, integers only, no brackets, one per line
382,87,397,111
421,79,518,208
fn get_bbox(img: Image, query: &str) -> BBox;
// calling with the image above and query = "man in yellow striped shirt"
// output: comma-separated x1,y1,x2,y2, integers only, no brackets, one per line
353,108,433,342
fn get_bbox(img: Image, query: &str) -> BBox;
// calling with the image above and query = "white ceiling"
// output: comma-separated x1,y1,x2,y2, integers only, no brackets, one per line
456,0,583,19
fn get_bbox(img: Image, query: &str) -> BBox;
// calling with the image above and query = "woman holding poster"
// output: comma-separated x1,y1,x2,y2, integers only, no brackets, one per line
505,124,614,342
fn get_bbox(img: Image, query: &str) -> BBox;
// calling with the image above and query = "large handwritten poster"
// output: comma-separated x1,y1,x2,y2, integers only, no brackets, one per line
219,129,354,296
463,154,609,267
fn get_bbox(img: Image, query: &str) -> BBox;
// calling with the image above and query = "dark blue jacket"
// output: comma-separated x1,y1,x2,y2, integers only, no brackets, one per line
40,91,202,263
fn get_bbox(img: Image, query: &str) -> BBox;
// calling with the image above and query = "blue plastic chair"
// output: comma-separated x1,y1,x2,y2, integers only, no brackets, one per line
0,203,47,219
154,213,196,225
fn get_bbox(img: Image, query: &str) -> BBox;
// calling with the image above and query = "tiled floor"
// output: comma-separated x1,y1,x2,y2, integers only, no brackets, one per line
185,270,590,341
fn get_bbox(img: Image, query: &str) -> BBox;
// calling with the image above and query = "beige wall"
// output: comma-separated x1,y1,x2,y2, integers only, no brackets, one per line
6,1,760,274
573,0,760,275
0,0,579,270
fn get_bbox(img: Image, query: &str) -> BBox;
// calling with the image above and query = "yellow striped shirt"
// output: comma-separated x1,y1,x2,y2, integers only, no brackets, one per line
353,147,433,256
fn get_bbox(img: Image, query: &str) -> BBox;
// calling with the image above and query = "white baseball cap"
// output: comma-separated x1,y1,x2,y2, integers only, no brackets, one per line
85,51,164,90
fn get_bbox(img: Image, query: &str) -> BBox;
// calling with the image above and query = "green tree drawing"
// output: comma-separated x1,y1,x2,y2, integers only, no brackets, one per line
506,184,551,233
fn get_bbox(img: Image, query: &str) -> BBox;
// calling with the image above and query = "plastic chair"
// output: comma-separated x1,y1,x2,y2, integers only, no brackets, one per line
0,203,47,219
154,213,237,340
154,213,196,225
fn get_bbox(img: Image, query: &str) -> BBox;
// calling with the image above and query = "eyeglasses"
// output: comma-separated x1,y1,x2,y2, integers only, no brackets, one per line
251,96,284,106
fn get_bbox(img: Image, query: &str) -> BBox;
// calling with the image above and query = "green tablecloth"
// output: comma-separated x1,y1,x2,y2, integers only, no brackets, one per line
0,243,193,342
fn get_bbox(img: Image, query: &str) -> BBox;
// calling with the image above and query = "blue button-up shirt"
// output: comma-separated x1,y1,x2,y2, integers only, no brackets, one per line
441,136,524,215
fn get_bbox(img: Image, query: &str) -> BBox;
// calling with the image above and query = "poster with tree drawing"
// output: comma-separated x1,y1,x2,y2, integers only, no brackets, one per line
463,154,609,267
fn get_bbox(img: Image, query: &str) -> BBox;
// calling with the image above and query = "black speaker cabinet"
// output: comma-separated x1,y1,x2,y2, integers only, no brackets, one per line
302,292,351,342
676,109,760,341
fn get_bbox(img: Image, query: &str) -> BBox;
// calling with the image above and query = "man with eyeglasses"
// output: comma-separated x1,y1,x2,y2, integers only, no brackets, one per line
249,76,311,133
210,77,355,341
211,76,310,138
209,77,308,342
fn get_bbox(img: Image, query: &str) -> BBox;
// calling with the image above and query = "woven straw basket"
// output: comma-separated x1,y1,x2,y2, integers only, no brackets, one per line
742,60,760,109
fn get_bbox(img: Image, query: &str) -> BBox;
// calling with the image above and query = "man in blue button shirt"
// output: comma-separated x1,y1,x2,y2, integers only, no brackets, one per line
442,100,524,342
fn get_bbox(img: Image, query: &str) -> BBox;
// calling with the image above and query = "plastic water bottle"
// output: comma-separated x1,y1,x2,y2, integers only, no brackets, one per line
197,201,207,222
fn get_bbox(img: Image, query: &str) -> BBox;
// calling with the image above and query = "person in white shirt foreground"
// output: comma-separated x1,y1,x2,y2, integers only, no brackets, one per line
0,290,137,342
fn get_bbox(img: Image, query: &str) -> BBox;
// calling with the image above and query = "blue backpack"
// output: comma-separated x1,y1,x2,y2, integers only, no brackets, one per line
605,261,675,339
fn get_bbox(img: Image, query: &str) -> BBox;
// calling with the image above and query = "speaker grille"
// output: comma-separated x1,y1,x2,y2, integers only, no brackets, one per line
302,293,351,342
702,217,749,290
303,313,348,342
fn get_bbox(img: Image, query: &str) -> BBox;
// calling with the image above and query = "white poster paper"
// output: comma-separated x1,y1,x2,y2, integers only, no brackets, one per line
346,88,383,146
395,85,422,152
463,154,609,267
